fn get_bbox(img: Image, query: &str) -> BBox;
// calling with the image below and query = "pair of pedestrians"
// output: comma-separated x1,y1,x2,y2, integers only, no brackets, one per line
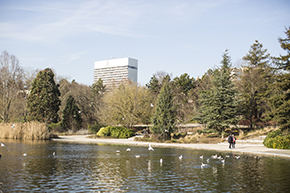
228,134,236,148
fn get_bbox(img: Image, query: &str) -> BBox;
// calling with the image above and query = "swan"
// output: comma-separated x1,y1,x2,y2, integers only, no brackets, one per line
126,148,131,152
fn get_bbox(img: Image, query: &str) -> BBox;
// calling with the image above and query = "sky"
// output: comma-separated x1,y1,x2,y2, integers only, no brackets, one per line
0,0,289,86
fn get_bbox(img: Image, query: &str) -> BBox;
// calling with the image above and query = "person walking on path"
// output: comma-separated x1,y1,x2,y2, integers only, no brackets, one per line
232,134,236,148
228,134,233,149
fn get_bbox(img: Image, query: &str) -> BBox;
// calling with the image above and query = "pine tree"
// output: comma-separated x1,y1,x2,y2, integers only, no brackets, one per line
270,27,290,130
239,40,273,128
61,95,82,131
197,50,239,137
27,68,61,123
151,82,176,140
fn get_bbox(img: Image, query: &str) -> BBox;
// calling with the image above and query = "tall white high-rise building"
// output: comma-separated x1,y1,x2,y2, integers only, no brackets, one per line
94,57,138,88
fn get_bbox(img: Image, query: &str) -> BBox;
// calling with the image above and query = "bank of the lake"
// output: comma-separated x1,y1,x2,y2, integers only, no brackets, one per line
51,135,290,158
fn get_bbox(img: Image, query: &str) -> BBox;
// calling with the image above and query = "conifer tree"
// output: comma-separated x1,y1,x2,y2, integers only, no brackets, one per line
269,27,290,130
61,95,82,131
197,50,239,137
151,82,176,140
27,68,61,123
91,78,106,121
239,40,272,128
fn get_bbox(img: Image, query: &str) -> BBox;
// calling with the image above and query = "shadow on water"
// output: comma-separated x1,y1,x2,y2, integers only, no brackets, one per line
1,139,290,192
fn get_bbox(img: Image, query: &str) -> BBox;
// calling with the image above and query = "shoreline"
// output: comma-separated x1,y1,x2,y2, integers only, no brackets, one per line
51,135,290,159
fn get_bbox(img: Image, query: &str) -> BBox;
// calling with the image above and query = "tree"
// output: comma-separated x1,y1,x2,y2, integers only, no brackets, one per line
172,73,197,124
27,68,61,123
238,40,272,128
146,72,172,98
0,51,25,122
60,95,82,131
91,78,106,116
151,82,176,140
99,81,152,128
91,78,106,100
269,27,290,130
58,79,96,127
196,50,239,137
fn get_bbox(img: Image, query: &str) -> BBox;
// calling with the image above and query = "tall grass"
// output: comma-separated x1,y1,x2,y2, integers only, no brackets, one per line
0,122,50,140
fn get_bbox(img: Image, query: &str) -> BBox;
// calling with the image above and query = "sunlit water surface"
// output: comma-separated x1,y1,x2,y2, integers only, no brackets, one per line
0,139,290,192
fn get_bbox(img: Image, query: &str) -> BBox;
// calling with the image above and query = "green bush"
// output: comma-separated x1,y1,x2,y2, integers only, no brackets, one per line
96,126,134,139
48,122,63,132
263,129,290,149
89,122,104,134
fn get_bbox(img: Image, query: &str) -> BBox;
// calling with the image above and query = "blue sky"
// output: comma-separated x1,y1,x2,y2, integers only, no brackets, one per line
0,0,289,86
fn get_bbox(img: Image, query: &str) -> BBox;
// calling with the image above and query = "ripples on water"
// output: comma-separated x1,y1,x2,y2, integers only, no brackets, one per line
0,139,290,192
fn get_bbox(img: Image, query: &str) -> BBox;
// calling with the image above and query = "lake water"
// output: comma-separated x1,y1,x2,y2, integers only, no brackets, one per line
0,139,290,192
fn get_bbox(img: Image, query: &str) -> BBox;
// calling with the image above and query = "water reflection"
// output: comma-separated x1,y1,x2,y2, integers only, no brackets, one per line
0,139,290,192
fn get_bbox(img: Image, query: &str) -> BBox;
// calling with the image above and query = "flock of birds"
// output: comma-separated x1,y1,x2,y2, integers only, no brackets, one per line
113,143,261,168
1,142,261,166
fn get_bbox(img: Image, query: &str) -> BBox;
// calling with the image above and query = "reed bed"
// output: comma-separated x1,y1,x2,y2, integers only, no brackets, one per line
0,122,50,140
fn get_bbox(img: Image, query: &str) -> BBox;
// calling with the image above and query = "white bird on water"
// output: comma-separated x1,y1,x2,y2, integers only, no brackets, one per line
201,163,207,168
200,155,203,159
53,152,56,156
126,148,131,152
148,144,154,151
0,142,10,152
211,154,217,159
135,155,140,158
23,153,27,156
116,150,120,153
160,158,163,164
179,155,183,160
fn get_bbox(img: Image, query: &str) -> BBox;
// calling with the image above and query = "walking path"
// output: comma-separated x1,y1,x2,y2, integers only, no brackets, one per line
52,135,290,158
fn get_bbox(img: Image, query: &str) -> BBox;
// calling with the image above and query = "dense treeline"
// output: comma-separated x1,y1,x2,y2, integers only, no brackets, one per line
0,27,289,137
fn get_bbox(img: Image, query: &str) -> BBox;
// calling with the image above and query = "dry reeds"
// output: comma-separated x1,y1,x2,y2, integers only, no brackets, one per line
0,122,50,140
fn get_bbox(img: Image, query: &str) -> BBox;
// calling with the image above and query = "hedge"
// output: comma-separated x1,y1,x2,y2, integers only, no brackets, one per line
263,129,290,149
96,126,134,139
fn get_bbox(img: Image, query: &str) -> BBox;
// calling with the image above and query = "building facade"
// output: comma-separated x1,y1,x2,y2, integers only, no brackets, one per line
94,57,138,88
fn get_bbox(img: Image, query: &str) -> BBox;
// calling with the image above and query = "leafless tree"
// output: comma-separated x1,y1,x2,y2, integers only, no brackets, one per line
0,51,25,122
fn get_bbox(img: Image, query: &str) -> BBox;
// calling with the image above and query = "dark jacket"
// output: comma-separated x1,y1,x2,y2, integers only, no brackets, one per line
228,135,233,143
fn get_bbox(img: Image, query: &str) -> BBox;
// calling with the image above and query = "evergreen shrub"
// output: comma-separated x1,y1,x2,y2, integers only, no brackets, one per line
263,129,290,149
96,126,134,139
